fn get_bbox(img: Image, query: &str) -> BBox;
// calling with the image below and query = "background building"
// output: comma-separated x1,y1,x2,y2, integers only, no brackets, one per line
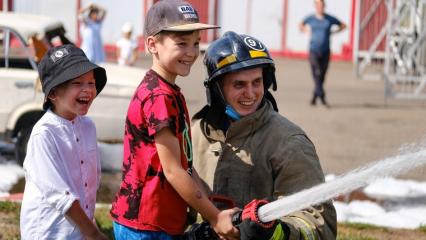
5,0,354,60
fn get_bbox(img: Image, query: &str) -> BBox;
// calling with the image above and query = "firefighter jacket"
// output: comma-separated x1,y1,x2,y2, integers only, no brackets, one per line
191,101,337,240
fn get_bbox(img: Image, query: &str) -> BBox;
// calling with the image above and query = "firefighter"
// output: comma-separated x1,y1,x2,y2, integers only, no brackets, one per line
191,31,337,240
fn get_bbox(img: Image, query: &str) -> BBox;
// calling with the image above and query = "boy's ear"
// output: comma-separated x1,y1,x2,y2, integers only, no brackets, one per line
145,36,158,54
47,89,57,102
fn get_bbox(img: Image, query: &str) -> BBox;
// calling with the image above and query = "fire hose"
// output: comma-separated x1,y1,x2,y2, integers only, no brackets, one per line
183,198,273,240
183,148,426,239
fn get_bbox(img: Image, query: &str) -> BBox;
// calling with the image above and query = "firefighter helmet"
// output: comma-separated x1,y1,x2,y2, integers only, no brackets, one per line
204,31,276,91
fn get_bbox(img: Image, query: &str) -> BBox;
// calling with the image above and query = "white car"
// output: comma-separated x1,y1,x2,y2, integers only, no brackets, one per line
0,12,145,164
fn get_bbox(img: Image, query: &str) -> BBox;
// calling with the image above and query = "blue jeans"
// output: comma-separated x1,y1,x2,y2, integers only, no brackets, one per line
113,221,181,240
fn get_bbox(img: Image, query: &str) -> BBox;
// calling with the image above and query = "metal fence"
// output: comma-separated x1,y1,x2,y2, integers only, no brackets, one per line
355,0,426,100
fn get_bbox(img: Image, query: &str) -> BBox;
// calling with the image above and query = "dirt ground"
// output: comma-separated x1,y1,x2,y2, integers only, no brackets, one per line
2,55,426,240
138,54,426,181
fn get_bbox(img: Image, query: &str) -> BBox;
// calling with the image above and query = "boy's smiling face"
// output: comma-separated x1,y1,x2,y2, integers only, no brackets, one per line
148,31,201,83
49,70,97,120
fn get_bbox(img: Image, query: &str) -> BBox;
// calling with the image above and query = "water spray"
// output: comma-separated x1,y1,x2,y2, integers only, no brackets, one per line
183,146,426,240
258,148,426,222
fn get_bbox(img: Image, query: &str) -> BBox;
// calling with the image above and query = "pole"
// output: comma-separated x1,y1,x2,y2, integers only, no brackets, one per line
3,0,8,12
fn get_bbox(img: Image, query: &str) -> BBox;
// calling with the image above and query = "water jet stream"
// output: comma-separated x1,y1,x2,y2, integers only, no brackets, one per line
258,149,426,222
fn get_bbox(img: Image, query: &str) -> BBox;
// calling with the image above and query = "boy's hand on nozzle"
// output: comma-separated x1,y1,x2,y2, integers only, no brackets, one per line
211,208,240,240
239,219,285,240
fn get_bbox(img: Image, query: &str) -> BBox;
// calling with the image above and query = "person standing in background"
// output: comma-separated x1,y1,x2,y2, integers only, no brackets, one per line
116,22,138,66
300,0,346,107
79,3,107,63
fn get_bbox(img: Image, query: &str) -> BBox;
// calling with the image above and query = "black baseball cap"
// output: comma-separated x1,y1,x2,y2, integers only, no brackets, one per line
38,44,107,110
144,0,219,36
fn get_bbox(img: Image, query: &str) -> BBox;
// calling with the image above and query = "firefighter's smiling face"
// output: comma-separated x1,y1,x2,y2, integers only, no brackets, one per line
221,67,264,117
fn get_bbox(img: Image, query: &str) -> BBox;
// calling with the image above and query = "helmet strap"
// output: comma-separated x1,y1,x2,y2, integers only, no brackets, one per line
206,87,212,106
214,81,227,105
213,81,241,121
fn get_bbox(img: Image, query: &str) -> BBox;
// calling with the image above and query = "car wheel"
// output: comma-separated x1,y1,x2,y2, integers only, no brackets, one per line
15,128,32,166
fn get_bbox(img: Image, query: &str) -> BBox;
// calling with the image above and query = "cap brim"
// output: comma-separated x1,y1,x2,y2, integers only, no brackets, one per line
163,23,219,32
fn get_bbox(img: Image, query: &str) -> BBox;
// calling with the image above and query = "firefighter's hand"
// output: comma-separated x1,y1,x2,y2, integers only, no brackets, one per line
212,208,240,240
239,218,279,240
238,199,288,240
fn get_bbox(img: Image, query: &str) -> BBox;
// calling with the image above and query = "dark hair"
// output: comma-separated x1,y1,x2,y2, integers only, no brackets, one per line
89,7,99,16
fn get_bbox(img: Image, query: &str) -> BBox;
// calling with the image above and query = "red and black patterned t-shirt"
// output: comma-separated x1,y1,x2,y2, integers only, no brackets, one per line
110,70,192,235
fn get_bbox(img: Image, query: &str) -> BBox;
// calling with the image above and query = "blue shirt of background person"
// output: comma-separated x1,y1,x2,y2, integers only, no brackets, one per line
302,14,341,54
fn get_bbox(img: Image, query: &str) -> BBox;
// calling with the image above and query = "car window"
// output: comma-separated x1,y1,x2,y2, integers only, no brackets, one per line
0,27,36,70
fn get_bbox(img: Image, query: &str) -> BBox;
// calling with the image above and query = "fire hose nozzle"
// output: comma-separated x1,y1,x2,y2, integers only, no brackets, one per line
233,199,276,228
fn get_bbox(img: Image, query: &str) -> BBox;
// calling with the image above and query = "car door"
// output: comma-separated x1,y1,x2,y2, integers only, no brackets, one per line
0,27,38,133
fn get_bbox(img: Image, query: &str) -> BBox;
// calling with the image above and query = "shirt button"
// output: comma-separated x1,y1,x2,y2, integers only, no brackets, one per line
71,121,75,124
85,205,88,209
76,138,79,142
65,191,69,195
84,183,88,187
81,160,84,164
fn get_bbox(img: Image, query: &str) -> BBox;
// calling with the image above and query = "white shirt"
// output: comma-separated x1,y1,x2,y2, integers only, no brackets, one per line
116,37,137,66
20,110,101,240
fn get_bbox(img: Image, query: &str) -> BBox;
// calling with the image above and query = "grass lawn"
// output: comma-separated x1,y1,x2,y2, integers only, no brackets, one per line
2,201,426,240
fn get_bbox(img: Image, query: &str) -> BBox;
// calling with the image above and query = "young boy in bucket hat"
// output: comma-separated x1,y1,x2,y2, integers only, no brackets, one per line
20,44,108,240
110,0,239,239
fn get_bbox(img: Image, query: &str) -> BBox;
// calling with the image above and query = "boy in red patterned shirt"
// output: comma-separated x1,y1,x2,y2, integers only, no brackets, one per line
110,1,239,239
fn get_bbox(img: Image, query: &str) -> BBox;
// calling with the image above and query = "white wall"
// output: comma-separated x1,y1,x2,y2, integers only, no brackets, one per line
81,0,144,45
250,0,284,51
14,0,144,45
217,0,248,34
217,0,283,51
287,0,351,54
13,0,352,55
13,0,78,42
